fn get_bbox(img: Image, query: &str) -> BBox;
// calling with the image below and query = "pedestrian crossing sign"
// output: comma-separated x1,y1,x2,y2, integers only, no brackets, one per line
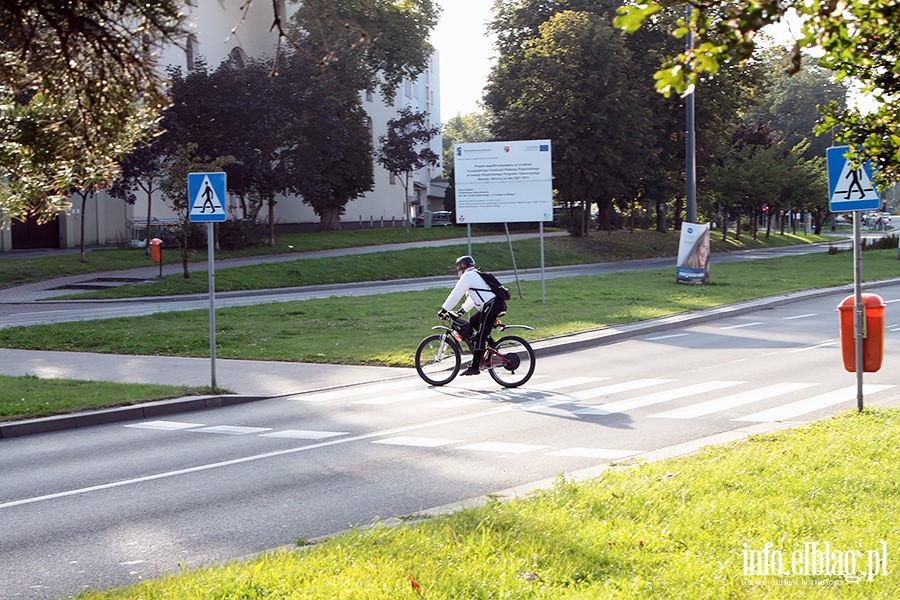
827,146,880,212
188,172,227,222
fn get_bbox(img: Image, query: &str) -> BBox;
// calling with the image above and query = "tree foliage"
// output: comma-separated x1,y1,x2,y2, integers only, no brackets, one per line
287,0,439,103
614,0,900,187
487,2,658,235
0,0,186,224
376,107,440,230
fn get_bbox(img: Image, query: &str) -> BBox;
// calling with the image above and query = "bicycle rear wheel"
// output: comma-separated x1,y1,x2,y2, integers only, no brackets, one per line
487,335,535,388
415,333,461,386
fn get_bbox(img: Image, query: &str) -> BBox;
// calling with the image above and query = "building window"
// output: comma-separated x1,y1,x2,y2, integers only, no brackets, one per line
390,173,396,185
186,34,199,71
366,90,374,102
404,78,412,99
366,116,373,142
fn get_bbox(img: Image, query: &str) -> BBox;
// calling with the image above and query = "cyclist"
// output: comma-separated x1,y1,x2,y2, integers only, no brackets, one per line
437,255,507,375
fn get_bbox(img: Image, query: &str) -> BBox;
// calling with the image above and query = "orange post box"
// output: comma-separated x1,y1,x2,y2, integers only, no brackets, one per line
838,293,885,372
149,238,163,264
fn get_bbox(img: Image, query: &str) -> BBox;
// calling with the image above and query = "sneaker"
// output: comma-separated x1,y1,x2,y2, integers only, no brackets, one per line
460,366,480,376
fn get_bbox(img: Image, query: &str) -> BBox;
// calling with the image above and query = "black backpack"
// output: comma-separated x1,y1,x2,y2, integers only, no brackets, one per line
476,269,511,301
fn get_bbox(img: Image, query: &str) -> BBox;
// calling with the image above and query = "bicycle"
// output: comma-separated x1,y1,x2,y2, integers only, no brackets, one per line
414,311,536,388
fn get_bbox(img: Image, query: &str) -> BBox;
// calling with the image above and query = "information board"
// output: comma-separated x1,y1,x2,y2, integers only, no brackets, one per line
454,140,553,224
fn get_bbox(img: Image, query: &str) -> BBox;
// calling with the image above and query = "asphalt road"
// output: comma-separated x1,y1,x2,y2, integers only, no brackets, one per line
2,281,899,599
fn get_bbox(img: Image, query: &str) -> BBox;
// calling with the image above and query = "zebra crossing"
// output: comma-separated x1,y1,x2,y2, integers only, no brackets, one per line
284,374,895,422
125,374,896,448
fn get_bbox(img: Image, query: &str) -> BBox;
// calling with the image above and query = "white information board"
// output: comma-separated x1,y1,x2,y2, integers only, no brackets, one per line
454,140,553,224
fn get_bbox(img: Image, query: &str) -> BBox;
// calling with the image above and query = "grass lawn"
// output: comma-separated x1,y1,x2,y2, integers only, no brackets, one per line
73,408,900,599
0,375,220,421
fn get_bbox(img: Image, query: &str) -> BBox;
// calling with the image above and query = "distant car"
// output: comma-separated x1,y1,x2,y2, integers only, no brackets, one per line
413,211,453,227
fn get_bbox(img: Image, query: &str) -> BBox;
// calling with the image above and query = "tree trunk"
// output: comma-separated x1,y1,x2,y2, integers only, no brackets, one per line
145,183,153,256
318,206,342,231
267,198,276,247
655,199,667,233
79,192,88,263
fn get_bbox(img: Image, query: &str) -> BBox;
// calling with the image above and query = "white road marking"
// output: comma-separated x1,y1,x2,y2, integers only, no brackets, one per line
575,381,745,415
125,421,202,431
733,385,895,422
457,442,548,454
372,436,460,448
788,339,836,353
720,322,763,330
650,382,819,419
260,430,348,440
645,333,689,341
194,425,271,435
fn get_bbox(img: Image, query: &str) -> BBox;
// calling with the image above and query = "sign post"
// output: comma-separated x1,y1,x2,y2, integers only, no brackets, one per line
827,146,880,410
188,172,227,389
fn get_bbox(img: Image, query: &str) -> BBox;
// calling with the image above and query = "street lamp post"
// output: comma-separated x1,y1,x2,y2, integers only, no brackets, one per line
685,4,697,224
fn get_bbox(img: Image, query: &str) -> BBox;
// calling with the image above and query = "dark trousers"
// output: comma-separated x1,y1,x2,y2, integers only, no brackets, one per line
468,299,506,367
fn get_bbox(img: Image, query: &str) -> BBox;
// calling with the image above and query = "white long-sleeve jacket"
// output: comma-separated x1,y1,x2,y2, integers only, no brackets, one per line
441,267,496,314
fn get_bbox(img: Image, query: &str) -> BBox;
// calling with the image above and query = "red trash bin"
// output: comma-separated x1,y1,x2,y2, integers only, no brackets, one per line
149,238,163,264
838,293,885,372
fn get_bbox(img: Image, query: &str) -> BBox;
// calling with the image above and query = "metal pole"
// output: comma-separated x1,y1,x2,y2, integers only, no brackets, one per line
853,211,864,410
208,222,217,389
685,4,697,224
539,221,546,304
503,223,522,299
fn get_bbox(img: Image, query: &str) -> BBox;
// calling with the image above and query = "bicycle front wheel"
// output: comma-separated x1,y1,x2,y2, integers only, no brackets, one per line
487,335,536,388
415,333,462,386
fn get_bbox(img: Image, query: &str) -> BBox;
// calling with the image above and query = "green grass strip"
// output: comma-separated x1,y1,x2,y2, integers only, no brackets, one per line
0,374,220,420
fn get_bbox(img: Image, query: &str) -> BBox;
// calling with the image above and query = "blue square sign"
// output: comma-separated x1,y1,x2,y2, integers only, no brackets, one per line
188,172,227,222
827,146,880,212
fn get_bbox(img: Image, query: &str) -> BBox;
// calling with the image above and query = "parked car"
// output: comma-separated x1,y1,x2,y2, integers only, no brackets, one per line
413,211,454,227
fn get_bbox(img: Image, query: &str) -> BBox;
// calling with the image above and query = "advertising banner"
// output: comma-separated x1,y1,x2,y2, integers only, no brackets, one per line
454,140,553,223
676,222,711,284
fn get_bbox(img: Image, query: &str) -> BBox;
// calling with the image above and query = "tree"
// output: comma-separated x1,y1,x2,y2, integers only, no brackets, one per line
0,1,186,224
158,144,235,279
287,0,440,103
442,111,491,177
486,3,657,236
375,107,441,232
441,111,491,216
744,54,848,161
108,143,167,255
614,0,900,187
